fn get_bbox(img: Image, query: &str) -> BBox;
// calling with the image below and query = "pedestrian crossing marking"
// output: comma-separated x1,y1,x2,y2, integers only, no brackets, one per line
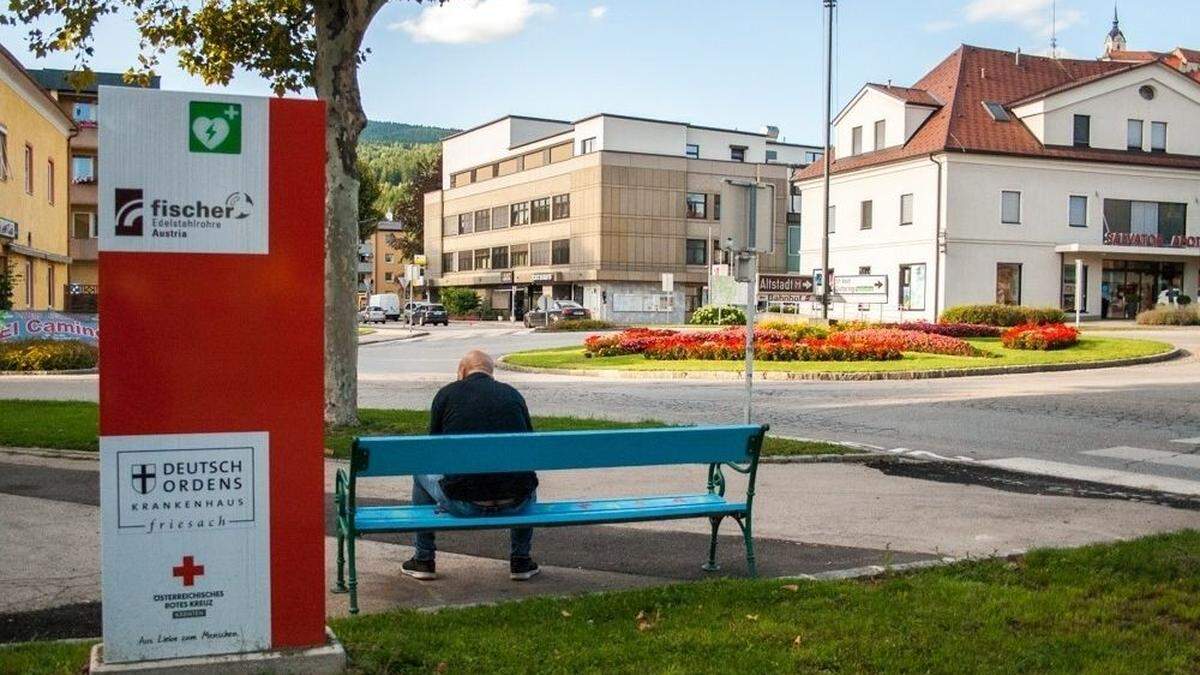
981,457,1200,496
1082,446,1200,470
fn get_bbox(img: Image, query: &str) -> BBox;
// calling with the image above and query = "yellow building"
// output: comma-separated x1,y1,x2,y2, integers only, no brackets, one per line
371,222,414,294
0,44,73,310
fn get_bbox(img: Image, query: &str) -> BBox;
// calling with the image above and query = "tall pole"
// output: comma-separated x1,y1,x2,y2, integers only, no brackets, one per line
820,0,836,319
743,184,758,424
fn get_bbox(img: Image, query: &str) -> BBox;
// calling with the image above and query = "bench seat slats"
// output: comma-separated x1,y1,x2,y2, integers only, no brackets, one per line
354,425,762,477
353,494,747,532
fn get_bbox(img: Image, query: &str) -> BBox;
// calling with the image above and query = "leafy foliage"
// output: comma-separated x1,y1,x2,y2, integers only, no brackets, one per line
360,120,458,144
688,305,746,325
0,262,14,310
544,319,617,332
0,340,98,371
438,287,480,316
358,143,442,259
1136,306,1200,326
940,304,1066,327
356,157,384,241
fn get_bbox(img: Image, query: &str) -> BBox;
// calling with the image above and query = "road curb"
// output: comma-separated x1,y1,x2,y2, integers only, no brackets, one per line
0,367,97,376
0,446,99,461
358,331,429,346
496,347,1182,381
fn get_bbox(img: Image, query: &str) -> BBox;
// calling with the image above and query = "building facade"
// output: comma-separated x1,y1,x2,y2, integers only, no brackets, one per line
794,40,1200,322
28,69,161,312
0,45,73,311
424,114,820,323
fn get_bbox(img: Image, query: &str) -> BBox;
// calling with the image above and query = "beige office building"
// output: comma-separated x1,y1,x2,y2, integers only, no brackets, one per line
424,114,819,323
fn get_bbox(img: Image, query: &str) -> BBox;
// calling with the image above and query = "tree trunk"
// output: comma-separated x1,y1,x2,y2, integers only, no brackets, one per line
313,0,380,426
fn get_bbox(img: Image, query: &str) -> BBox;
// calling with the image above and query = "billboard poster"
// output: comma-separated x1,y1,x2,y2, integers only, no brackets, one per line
0,310,99,344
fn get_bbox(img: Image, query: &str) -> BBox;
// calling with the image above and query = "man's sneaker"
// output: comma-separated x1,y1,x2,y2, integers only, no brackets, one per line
401,557,437,580
510,557,540,581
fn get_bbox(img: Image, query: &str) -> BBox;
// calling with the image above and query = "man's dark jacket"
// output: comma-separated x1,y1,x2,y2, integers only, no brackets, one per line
429,372,538,502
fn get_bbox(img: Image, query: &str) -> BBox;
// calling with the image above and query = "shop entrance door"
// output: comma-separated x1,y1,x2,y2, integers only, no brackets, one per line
1101,260,1184,319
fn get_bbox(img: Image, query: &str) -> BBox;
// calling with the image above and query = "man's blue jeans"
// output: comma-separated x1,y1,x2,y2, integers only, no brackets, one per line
411,474,535,561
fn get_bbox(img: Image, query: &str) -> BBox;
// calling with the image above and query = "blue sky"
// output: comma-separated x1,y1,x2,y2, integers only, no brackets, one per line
2,1,1195,144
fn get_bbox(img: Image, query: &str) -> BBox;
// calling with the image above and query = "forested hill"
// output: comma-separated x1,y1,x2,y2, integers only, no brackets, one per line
362,120,459,144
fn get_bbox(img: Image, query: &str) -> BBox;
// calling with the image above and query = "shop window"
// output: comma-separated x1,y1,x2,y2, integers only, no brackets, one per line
686,192,707,219
996,263,1022,305
685,239,707,265
899,264,926,311
551,239,570,265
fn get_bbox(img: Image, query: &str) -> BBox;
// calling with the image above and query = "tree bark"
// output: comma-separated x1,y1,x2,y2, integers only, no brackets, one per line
313,0,380,426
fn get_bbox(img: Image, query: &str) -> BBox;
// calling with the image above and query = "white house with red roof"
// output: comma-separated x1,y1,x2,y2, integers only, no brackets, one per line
792,37,1200,322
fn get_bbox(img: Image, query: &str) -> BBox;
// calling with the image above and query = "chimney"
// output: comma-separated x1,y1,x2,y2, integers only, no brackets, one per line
1015,47,1021,66
761,125,780,139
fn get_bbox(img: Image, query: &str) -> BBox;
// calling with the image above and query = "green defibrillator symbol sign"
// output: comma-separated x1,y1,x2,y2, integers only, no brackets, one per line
189,101,243,154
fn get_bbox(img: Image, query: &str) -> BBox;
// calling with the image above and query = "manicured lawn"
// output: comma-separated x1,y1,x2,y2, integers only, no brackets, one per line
504,336,1174,374
8,532,1198,674
0,401,847,459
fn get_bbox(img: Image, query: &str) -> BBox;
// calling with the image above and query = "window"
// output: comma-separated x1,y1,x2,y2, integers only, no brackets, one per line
384,271,393,282
786,225,801,273
730,146,746,162
1151,122,1167,152
442,252,455,273
765,150,778,162
0,125,9,181
860,200,873,230
531,197,551,223
1127,119,1143,150
457,250,474,271
1139,85,1156,100
686,192,707,219
1062,263,1088,312
551,239,570,265
873,120,886,151
1073,114,1090,147
497,157,521,176
1001,191,1021,224
457,212,474,235
581,137,596,154
899,264,926,311
523,149,547,170
491,246,509,270
982,101,1010,122
530,241,551,266
384,253,394,263
451,171,472,188
851,126,863,155
686,239,707,265
491,205,510,229
996,263,1022,305
72,101,97,124
24,144,33,194
549,142,573,163
47,265,54,308
552,194,570,219
474,164,495,181
46,159,54,204
1103,199,1187,240
1068,195,1088,228
72,212,95,239
789,183,802,215
474,208,491,232
71,155,95,184
685,144,699,159
24,260,33,306
443,215,457,236
511,201,530,226
827,205,836,233
713,194,721,221
804,150,823,164
474,248,491,270
510,244,529,267
900,193,914,225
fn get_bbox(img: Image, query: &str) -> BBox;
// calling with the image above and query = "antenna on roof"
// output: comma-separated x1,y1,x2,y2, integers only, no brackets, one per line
1050,0,1058,59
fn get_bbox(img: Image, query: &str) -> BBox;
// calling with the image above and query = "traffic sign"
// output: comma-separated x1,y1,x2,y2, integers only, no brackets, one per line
834,275,888,296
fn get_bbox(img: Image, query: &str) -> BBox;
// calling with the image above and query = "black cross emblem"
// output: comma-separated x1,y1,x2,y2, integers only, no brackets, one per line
131,463,156,494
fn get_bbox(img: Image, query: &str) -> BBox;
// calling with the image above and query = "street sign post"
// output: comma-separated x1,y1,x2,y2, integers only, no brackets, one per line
97,88,331,668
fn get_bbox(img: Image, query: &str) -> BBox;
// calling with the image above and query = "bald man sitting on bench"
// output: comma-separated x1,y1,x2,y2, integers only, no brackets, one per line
402,350,541,581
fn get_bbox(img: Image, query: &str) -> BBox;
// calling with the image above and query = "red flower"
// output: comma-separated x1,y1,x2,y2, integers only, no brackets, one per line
1000,323,1079,350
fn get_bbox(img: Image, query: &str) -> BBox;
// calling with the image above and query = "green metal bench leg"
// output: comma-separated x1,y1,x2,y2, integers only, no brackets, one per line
347,532,360,614
332,530,348,593
735,515,757,578
702,516,723,572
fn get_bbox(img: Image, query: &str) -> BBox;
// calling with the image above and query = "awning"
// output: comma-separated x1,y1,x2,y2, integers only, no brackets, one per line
4,242,72,264
1055,243,1198,259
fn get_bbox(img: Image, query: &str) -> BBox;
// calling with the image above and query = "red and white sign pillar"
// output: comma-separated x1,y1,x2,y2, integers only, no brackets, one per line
97,88,327,665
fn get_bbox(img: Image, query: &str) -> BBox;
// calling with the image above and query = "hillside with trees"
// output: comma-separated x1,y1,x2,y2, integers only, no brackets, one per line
361,120,458,144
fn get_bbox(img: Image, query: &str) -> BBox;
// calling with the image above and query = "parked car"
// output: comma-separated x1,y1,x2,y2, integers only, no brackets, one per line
523,300,590,327
369,293,401,321
411,303,449,326
359,306,387,324
403,301,430,324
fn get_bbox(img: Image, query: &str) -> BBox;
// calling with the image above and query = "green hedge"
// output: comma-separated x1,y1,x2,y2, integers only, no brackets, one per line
543,319,616,332
939,304,1066,327
0,339,98,371
1137,307,1200,326
688,305,746,326
438,287,480,316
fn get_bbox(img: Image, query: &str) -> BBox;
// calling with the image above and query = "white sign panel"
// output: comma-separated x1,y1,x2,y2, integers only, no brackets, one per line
99,88,270,254
711,275,749,306
100,432,271,663
834,275,888,296
661,273,674,293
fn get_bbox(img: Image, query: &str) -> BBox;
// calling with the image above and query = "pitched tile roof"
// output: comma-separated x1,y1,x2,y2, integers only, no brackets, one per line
865,83,942,107
796,45,1200,181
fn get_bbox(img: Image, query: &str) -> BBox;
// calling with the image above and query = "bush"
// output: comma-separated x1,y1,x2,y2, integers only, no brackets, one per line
545,319,615,332
1177,295,1193,307
1136,307,1200,326
757,319,829,340
0,339,98,371
889,321,1001,338
1000,323,1079,350
838,328,984,357
688,305,746,326
438,287,480,316
940,304,1066,327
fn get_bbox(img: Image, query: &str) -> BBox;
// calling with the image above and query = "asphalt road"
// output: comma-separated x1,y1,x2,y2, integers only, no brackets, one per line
4,322,1198,486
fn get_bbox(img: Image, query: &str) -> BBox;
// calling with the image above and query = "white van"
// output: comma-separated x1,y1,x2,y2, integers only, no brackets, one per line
368,293,402,321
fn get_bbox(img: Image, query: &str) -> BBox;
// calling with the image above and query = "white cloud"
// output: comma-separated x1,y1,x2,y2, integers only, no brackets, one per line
392,0,554,44
923,19,957,33
964,0,1082,38
589,5,608,20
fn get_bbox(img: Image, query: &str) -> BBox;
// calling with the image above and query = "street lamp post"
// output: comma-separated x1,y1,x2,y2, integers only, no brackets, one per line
820,0,836,319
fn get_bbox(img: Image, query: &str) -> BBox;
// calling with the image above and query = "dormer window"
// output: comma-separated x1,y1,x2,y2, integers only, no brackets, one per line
982,101,1010,122
1073,115,1090,148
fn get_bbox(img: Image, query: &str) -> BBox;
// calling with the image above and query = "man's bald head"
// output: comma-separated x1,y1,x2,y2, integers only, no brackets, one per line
458,350,495,380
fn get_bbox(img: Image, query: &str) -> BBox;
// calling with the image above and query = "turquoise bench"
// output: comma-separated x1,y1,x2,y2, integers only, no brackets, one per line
333,424,768,613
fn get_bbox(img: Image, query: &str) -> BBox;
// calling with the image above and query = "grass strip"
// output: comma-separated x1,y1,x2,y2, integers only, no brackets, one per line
0,401,847,459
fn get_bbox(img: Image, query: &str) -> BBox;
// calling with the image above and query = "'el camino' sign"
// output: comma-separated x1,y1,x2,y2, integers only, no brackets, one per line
1104,232,1200,248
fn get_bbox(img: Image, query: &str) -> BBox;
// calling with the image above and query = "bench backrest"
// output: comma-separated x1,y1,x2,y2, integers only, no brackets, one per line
352,424,767,478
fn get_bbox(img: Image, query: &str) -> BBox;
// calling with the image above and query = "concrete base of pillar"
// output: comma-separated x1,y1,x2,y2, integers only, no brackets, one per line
88,626,346,674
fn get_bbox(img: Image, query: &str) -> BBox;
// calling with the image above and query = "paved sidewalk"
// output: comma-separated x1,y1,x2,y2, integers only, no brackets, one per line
2,450,1198,634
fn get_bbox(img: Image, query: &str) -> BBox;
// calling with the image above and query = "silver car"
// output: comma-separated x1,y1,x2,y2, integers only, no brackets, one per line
359,306,387,324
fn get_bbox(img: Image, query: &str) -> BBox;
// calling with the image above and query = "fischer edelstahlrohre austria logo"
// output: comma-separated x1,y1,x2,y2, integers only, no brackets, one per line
115,188,145,237
189,101,243,154
113,189,256,240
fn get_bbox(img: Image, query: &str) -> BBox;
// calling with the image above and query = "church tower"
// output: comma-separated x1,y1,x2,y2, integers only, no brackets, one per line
1104,6,1127,56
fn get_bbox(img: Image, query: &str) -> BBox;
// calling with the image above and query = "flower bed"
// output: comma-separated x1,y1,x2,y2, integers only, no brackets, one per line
0,339,98,371
585,328,903,362
888,321,1001,338
837,328,984,357
1000,323,1079,350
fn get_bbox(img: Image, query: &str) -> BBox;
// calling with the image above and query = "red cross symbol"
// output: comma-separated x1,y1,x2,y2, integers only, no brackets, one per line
172,556,205,586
